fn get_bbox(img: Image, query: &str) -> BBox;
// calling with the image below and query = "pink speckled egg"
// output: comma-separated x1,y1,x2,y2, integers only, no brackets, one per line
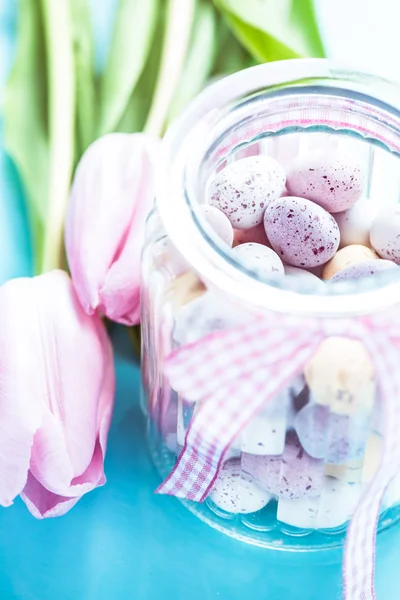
370,207,400,264
330,259,398,282
201,205,234,246
286,148,366,213
209,156,286,229
264,197,340,268
232,242,284,276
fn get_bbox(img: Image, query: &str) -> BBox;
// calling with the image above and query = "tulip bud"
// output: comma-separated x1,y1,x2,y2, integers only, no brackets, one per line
0,270,115,518
65,133,159,325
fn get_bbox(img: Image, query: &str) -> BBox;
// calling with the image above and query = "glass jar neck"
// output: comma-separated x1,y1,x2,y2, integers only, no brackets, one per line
156,59,400,318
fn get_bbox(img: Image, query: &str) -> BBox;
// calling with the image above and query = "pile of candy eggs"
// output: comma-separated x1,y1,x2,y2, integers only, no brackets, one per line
166,142,400,533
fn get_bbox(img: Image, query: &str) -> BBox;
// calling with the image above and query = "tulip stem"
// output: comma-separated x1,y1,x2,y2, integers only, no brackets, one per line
40,0,76,273
143,0,196,137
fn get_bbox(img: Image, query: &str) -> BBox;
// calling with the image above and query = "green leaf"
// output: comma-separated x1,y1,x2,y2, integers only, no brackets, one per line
97,0,159,136
168,1,217,121
71,0,97,155
214,0,325,62
212,18,255,76
3,0,49,246
115,4,166,133
144,0,196,137
40,0,76,273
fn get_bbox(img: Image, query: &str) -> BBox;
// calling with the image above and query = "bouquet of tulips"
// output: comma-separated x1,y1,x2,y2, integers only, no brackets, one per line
0,0,323,518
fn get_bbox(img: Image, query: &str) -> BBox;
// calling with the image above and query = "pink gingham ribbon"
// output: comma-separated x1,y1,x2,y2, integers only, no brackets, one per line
157,310,400,600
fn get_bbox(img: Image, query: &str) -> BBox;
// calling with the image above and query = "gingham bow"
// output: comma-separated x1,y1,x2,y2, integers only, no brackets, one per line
157,310,400,600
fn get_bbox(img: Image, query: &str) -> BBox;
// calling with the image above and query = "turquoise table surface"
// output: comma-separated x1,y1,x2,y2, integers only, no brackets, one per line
1,2,400,598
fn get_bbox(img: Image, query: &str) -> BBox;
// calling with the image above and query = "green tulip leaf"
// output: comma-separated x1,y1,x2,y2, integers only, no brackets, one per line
168,1,217,121
98,0,159,136
71,0,97,154
214,0,325,61
3,0,49,233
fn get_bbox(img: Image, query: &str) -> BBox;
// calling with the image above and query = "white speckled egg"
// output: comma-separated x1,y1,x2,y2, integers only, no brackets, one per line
322,244,379,280
334,197,379,249
304,337,375,415
232,242,284,276
286,148,365,213
370,206,400,264
209,156,286,229
202,205,234,246
264,197,340,268
208,460,271,514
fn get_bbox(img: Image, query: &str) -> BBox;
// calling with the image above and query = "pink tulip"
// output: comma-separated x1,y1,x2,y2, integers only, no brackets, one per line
0,270,115,518
65,133,159,326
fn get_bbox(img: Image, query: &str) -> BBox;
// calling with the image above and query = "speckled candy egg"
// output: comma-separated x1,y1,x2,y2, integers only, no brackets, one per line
208,460,272,514
264,197,340,268
330,259,398,282
284,265,322,283
241,434,324,500
209,156,286,230
334,197,379,249
322,244,379,280
294,403,369,464
232,242,284,276
202,205,234,246
286,148,365,213
370,206,400,264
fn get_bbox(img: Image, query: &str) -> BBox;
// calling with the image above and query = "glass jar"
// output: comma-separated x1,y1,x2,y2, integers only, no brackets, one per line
141,59,400,552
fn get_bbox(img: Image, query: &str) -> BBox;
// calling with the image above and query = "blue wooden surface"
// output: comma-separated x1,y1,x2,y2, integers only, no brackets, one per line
0,2,400,599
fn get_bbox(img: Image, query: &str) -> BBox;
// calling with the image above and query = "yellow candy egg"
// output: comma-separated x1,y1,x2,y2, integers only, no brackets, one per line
304,336,375,415
322,244,379,280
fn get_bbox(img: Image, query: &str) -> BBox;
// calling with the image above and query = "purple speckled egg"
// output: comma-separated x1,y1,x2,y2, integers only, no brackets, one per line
264,196,340,268
232,242,284,276
209,156,286,230
241,434,324,499
286,148,365,213
294,404,369,464
330,259,398,282
370,207,400,264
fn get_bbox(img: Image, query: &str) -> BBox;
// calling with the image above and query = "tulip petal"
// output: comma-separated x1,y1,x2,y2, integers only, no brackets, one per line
65,133,159,324
21,472,81,519
26,271,115,497
0,279,45,506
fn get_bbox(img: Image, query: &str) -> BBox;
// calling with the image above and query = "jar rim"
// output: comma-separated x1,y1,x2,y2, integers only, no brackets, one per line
156,58,400,318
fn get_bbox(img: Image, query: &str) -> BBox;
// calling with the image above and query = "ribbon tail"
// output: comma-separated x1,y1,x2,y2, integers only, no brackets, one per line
344,332,400,600
157,331,321,502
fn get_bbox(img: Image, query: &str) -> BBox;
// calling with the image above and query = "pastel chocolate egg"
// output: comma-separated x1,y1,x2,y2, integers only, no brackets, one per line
232,242,284,276
286,148,365,213
233,223,270,247
277,478,362,530
322,244,379,280
241,434,324,500
264,196,340,268
330,259,398,282
334,197,379,248
167,272,206,312
173,290,247,346
294,404,369,464
208,460,272,514
209,155,286,229
284,265,322,283
202,205,234,246
370,206,400,264
325,432,382,484
233,389,291,456
304,337,375,415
